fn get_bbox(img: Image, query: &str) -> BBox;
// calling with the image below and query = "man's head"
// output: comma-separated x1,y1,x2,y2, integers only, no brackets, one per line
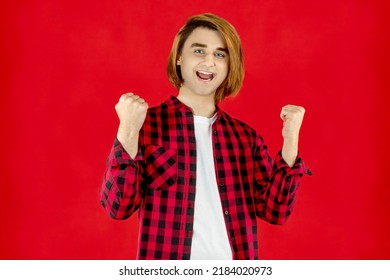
167,13,244,102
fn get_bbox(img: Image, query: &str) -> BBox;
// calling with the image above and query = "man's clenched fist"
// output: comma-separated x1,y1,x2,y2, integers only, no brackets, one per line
115,93,148,158
280,105,305,167
280,105,305,140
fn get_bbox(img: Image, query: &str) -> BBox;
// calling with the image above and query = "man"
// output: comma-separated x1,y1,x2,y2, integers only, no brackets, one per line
100,13,311,260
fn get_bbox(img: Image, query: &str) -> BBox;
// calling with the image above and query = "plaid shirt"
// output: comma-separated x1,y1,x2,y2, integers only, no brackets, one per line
100,95,311,260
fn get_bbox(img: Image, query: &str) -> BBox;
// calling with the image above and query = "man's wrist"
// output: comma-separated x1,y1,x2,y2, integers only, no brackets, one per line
117,126,140,159
282,138,299,167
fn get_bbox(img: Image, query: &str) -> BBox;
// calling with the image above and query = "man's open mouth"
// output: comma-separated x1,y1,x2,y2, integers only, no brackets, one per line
196,70,214,81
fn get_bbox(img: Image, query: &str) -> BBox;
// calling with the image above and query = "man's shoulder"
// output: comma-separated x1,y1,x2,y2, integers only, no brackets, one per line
219,111,267,149
145,98,170,115
143,97,180,126
147,102,164,113
146,95,179,113
219,109,257,133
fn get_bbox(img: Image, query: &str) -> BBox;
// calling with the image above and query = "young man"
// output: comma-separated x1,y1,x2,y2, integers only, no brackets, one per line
100,13,311,260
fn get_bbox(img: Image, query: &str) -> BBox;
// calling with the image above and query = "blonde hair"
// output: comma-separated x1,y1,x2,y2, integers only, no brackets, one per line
167,13,244,102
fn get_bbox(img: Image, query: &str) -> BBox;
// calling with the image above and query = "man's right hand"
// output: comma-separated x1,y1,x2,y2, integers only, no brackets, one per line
115,93,148,158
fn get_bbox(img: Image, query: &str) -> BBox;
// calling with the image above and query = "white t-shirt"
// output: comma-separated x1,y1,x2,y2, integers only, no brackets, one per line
190,115,233,260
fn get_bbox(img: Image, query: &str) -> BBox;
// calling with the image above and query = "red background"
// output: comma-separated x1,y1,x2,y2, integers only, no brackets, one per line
1,0,389,259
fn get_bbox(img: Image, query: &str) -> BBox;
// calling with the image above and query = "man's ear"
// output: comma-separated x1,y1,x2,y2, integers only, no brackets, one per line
176,57,181,65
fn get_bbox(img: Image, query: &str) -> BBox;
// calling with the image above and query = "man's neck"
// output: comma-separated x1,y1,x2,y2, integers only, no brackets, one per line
177,89,216,118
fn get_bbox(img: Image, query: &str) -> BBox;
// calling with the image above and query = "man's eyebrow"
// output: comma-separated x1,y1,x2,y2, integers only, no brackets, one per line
190,43,228,53
190,43,207,48
217,47,228,53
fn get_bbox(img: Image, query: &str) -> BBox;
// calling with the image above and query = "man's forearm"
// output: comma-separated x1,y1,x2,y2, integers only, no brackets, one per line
281,137,298,167
117,124,140,159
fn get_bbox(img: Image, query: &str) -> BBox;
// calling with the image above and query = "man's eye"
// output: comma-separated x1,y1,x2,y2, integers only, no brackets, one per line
215,52,226,58
194,49,205,54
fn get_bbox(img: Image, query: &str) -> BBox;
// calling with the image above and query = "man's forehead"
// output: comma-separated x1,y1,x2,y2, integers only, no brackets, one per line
185,28,226,49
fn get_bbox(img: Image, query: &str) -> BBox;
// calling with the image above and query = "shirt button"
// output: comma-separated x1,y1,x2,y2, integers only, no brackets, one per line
213,130,217,135
220,183,225,187
216,155,221,160
230,237,235,242
224,210,229,215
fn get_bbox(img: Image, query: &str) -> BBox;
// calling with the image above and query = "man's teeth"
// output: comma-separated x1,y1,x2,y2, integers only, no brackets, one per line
196,71,214,80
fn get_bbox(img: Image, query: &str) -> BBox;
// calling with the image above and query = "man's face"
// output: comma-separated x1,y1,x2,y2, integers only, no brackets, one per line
177,27,229,99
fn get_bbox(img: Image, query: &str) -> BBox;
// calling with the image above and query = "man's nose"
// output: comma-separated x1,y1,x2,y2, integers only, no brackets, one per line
202,53,216,67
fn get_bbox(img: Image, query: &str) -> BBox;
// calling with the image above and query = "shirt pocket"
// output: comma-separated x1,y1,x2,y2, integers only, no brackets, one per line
144,145,178,191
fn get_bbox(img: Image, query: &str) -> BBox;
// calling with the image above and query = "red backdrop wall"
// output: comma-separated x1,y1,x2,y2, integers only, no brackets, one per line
1,0,389,259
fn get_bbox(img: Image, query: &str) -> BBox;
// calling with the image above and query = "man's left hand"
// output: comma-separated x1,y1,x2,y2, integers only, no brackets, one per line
280,105,305,141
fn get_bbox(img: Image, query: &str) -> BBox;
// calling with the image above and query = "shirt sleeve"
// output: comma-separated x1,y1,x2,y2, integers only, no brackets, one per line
99,138,145,220
253,135,312,225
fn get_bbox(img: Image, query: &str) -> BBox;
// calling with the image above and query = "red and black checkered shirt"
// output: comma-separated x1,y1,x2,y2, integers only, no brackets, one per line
100,95,311,260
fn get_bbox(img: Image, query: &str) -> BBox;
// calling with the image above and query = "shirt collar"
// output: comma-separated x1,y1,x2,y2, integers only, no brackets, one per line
165,95,226,123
